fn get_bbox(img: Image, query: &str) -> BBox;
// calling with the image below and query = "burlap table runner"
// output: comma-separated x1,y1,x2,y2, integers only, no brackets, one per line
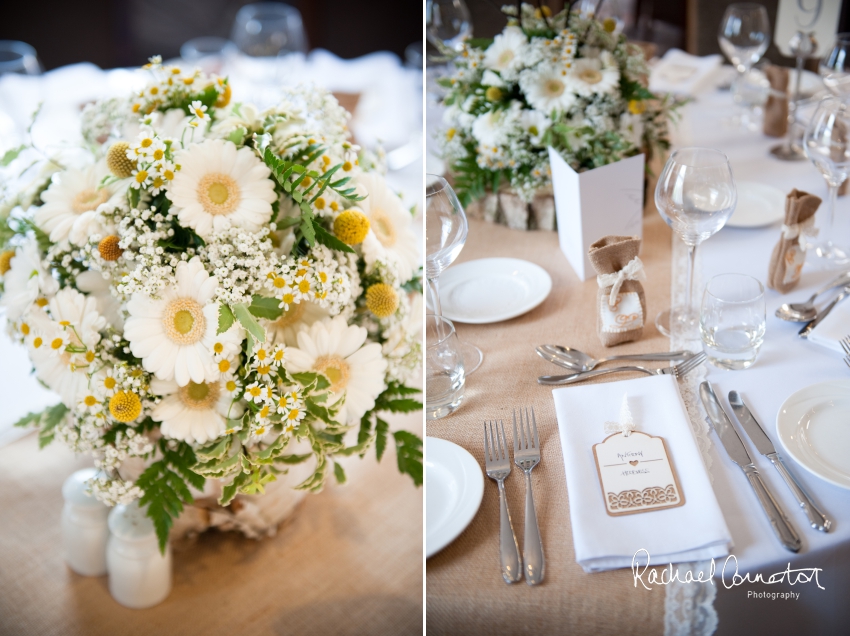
426,213,673,635
0,410,422,636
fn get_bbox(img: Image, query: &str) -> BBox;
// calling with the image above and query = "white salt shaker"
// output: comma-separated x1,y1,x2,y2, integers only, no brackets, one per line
61,468,110,576
106,500,172,609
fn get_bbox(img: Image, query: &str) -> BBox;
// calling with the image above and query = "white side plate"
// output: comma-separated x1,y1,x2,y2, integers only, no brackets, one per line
426,437,484,558
440,258,553,324
776,379,850,490
726,181,786,228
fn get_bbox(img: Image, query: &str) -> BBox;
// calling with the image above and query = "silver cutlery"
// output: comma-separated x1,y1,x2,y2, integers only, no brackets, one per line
728,391,831,532
484,419,522,583
776,270,850,322
841,335,850,370
538,351,706,386
536,344,692,372
798,285,850,338
513,407,544,586
700,382,802,552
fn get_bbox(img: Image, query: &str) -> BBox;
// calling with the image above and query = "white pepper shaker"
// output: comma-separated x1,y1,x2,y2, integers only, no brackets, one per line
106,500,172,609
61,468,110,576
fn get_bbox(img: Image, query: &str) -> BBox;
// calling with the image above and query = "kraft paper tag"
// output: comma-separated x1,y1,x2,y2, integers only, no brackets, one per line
592,431,685,516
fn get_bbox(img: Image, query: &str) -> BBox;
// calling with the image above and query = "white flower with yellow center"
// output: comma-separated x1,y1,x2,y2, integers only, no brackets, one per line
520,109,551,146
264,299,329,347
520,65,577,114
34,161,125,246
356,173,420,283
0,239,59,320
285,316,387,425
27,288,106,409
564,57,620,98
124,257,243,386
150,377,244,445
484,26,529,80
166,139,277,239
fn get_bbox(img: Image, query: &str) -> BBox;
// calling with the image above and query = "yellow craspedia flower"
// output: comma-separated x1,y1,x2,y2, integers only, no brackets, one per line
603,17,617,33
98,235,123,261
365,283,399,318
0,250,15,275
109,391,142,423
485,86,503,102
216,83,232,108
333,209,370,245
628,99,646,115
106,142,136,178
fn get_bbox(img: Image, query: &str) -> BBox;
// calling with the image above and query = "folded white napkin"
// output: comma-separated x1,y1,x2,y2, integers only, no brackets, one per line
807,297,850,354
552,374,731,573
649,48,723,97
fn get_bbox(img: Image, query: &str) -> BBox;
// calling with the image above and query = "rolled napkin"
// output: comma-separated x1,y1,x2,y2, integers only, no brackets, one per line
767,189,821,293
589,235,646,347
807,296,850,354
552,375,732,573
648,48,723,97
763,65,789,138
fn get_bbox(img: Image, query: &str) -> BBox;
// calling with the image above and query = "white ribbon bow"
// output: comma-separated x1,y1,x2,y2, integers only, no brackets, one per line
597,256,646,307
781,215,818,243
604,395,636,437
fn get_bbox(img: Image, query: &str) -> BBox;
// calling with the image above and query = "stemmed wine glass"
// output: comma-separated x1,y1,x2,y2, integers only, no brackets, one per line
426,175,483,373
718,3,771,130
820,34,850,100
426,0,472,52
803,97,850,267
655,149,738,338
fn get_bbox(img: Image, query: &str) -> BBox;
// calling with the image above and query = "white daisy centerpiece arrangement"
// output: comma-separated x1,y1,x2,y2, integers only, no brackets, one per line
438,3,678,206
0,57,423,552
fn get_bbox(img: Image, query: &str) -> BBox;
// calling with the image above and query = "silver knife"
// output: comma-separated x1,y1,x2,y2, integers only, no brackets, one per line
728,391,831,533
799,286,850,338
699,382,802,553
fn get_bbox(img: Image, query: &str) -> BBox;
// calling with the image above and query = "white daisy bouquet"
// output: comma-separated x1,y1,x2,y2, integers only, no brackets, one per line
438,3,676,205
0,57,423,551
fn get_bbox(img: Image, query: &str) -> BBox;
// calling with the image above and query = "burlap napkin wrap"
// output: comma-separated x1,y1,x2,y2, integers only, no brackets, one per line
762,65,789,138
589,235,646,347
767,189,821,293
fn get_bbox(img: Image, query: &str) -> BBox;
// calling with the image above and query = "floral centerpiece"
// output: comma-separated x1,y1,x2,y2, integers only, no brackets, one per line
0,57,423,551
438,3,676,225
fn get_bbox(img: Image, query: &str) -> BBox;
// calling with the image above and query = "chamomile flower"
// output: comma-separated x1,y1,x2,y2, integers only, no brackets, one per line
244,382,266,404
189,100,209,122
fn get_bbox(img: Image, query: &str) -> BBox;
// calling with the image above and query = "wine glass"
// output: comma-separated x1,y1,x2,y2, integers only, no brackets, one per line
803,97,850,267
718,4,771,129
426,0,472,52
820,34,850,100
426,175,483,373
0,41,41,75
655,148,737,339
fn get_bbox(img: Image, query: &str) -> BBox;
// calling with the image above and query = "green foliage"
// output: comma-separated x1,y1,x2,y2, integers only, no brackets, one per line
217,304,235,334
375,417,389,461
312,221,356,253
333,461,347,484
1,145,26,167
393,431,423,487
232,302,265,343
247,295,283,320
13,402,69,448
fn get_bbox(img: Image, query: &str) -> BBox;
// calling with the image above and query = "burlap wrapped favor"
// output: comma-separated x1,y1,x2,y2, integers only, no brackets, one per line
767,189,822,293
588,235,646,347
763,65,789,138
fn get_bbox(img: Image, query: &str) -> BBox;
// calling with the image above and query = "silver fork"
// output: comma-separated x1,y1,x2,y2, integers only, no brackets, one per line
538,351,707,385
840,335,850,369
484,419,522,584
513,407,544,585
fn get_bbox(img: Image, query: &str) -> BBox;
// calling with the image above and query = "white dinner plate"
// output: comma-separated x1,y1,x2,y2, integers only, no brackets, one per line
776,379,850,490
726,181,786,228
440,258,552,324
426,437,484,558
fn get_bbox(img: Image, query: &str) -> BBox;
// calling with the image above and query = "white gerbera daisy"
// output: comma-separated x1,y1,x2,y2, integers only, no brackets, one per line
520,65,577,114
166,139,277,239
286,317,387,425
0,239,59,321
520,109,551,146
34,161,125,246
471,109,512,148
124,256,244,386
356,173,420,283
27,288,106,408
150,377,244,444
265,300,329,347
481,70,506,88
484,26,529,80
565,57,620,97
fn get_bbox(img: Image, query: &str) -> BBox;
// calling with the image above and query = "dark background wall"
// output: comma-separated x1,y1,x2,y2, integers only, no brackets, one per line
0,0,423,70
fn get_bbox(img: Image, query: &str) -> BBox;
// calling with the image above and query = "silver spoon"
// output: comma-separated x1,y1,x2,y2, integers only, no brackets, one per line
536,345,692,372
776,270,850,322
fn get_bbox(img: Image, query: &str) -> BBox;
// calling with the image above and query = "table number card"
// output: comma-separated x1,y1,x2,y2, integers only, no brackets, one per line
593,431,685,516
775,0,841,57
